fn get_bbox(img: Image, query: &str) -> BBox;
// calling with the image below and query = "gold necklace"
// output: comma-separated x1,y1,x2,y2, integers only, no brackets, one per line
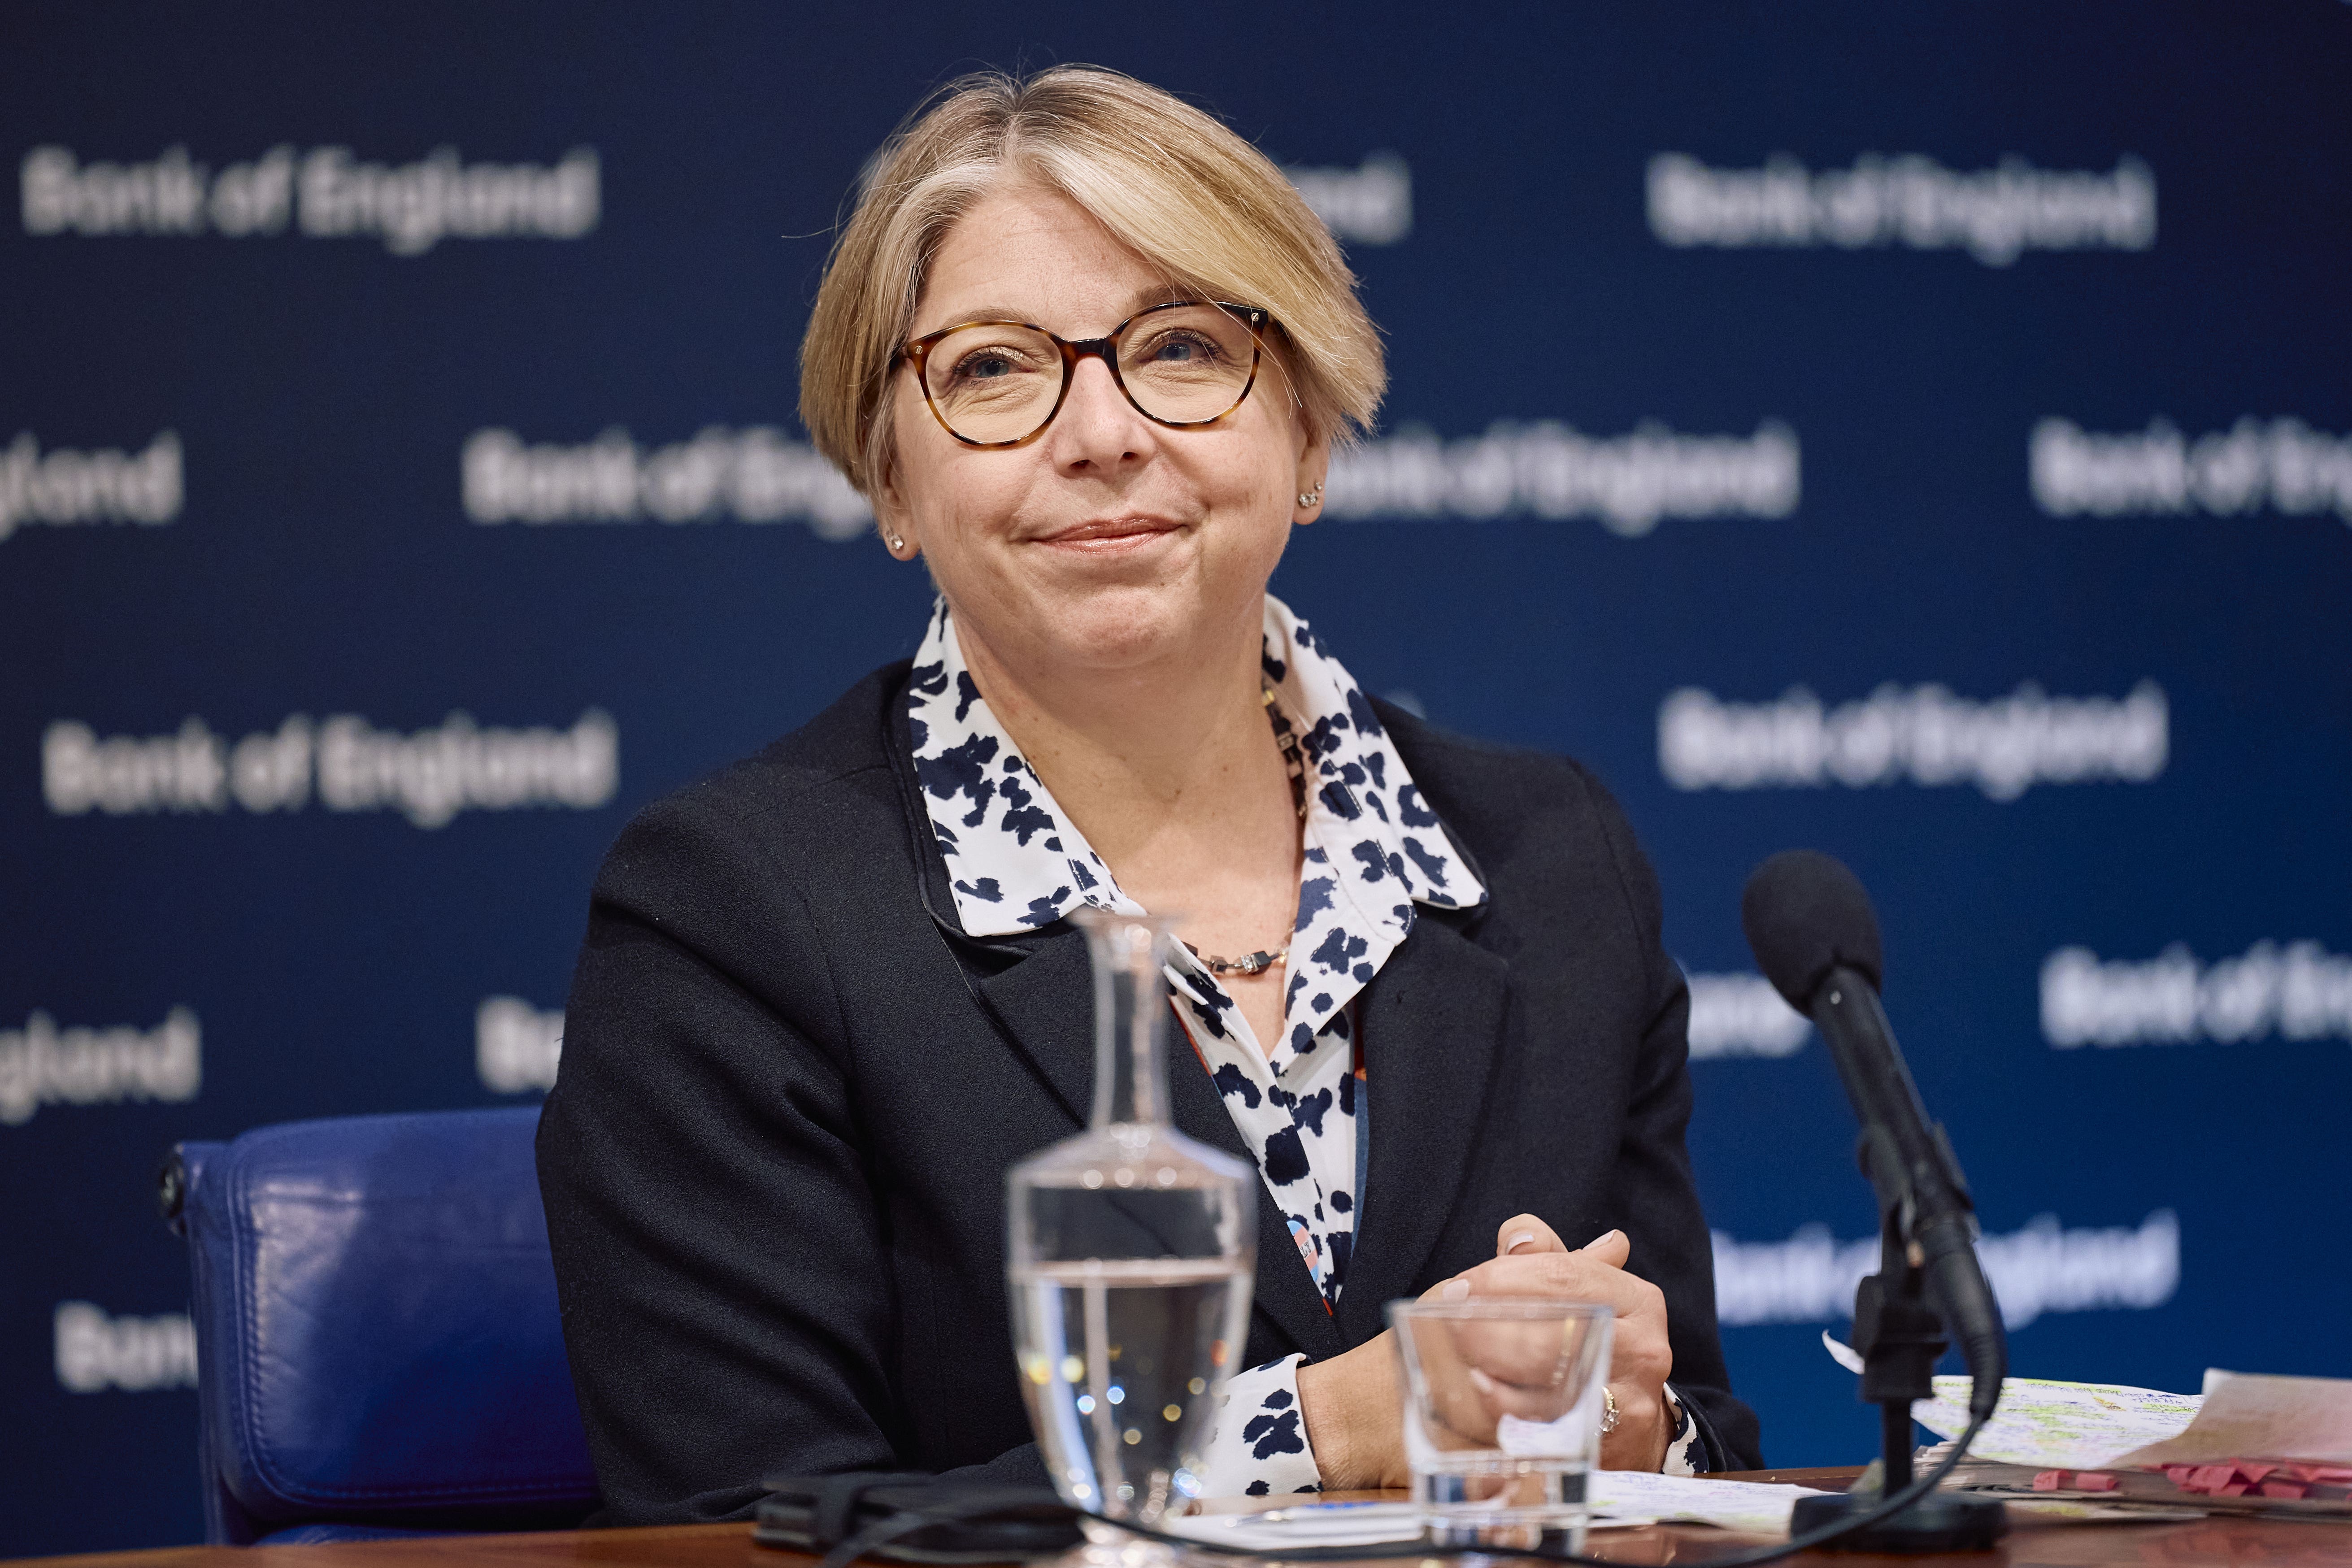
1187,941,1287,977
1184,686,1306,978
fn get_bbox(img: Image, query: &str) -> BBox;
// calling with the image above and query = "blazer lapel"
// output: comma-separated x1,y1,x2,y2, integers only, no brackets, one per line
1336,912,1511,1344
969,928,1096,1129
976,940,1347,1363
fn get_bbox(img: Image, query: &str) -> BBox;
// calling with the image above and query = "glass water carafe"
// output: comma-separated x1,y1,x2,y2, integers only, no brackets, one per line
1007,908,1256,1526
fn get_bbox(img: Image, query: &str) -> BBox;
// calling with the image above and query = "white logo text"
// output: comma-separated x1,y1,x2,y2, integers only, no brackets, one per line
2043,942,2352,1048
2031,418,2352,524
1649,153,2155,265
1685,971,1810,1059
0,432,181,542
477,997,563,1093
1714,1211,2179,1329
1285,153,1412,245
0,1008,200,1127
42,711,618,829
463,426,870,540
1660,682,2168,800
55,1303,198,1393
1327,421,1798,535
21,145,598,254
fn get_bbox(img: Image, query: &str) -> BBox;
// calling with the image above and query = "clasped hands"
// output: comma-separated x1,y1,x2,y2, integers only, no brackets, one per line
1294,1214,1676,1489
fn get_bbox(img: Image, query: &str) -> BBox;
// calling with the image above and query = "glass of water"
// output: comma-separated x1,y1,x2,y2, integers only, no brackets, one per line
1007,909,1256,1546
1388,1297,1615,1550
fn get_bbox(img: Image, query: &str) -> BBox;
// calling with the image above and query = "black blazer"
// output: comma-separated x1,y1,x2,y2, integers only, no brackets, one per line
537,661,1763,1525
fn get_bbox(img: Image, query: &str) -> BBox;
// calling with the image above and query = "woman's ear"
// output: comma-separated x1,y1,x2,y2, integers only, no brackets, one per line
870,465,919,560
1294,428,1332,525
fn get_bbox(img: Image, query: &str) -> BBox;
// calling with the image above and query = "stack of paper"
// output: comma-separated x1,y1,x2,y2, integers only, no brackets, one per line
1824,1333,2352,1521
2122,1369,2352,1468
1588,1470,1838,1533
1165,1500,1424,1550
1171,1472,1843,1548
1911,1367,2352,1473
1909,1374,2202,1468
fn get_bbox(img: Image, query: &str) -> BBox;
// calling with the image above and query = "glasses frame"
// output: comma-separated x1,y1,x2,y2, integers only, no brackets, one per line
895,300,1272,450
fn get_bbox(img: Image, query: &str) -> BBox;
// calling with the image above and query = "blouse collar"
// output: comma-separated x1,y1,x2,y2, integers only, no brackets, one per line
905,593,1486,943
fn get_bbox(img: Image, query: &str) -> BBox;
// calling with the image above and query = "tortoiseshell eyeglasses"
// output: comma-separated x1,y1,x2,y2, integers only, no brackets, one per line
895,301,1272,448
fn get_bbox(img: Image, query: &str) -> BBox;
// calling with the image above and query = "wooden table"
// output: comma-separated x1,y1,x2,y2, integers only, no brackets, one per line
15,1472,2348,1568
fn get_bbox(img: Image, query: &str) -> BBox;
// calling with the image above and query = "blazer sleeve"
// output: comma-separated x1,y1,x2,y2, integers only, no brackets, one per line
535,784,1045,1525
1578,763,1766,1472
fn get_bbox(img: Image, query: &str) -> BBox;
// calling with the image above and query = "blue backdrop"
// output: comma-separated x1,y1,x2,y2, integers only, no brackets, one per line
6,2,2349,1553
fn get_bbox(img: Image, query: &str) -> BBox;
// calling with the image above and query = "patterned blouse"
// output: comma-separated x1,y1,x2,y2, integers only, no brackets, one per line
906,593,1701,1496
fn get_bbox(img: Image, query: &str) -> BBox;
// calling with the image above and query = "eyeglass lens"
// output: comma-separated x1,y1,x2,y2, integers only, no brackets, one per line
922,304,1258,444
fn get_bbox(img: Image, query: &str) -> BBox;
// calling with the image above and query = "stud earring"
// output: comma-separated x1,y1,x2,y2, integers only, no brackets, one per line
1296,481,1323,510
886,532,906,553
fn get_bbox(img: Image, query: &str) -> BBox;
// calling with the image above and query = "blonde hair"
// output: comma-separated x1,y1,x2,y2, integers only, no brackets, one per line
799,66,1385,495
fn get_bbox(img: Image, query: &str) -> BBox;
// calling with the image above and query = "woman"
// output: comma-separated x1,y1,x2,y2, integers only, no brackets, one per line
537,65,1762,1525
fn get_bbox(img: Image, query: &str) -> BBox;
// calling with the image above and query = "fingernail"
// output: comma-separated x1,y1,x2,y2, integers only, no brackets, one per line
1468,1367,1499,1395
1441,1278,1471,1301
1504,1231,1537,1255
1583,1229,1623,1251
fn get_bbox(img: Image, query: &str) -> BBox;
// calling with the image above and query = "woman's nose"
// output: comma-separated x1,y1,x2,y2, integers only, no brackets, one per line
1049,354,1152,469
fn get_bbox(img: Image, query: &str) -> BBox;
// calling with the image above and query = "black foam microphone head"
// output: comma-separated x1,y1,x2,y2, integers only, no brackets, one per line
1740,849,1885,1009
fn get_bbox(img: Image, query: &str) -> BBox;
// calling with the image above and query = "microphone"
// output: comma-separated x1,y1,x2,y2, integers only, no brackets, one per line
1741,850,2005,1420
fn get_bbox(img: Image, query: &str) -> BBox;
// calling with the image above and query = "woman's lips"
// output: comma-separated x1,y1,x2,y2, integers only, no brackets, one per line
1031,516,1186,552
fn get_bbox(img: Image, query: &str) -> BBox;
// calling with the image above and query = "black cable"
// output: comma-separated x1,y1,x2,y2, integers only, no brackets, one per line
1077,1414,1993,1567
788,1414,1996,1566
815,1508,951,1568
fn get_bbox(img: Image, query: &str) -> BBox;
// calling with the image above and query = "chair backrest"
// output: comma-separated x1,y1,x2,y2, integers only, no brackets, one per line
169,1106,600,1543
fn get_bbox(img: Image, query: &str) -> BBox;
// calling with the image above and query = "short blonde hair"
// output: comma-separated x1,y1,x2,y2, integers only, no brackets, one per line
799,66,1384,495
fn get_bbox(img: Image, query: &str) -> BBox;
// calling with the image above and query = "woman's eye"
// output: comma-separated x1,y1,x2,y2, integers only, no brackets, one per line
1143,332,1219,365
954,352,1016,381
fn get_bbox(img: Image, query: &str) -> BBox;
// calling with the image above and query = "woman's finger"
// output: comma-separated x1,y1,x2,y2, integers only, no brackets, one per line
1466,1364,1577,1424
1580,1227,1631,1268
1458,1251,1653,1315
1456,1249,1673,1384
1496,1213,1568,1257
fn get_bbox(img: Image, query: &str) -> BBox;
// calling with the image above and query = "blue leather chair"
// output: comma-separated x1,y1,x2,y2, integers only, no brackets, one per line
164,1106,602,1544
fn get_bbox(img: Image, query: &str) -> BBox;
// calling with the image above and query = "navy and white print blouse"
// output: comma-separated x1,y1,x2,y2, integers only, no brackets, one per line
906,594,1701,1494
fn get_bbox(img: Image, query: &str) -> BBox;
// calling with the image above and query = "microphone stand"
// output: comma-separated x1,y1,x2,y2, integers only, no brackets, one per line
1853,1207,1946,1502
1787,969,2009,1554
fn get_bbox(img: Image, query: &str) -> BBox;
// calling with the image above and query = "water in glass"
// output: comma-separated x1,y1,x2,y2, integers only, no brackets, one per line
1006,909,1256,1538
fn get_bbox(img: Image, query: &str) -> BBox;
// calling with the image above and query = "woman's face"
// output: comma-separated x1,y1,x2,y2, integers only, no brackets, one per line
876,182,1326,687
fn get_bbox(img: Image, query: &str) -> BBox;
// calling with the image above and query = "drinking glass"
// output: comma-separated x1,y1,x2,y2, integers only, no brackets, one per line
1007,908,1257,1554
1388,1298,1615,1550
